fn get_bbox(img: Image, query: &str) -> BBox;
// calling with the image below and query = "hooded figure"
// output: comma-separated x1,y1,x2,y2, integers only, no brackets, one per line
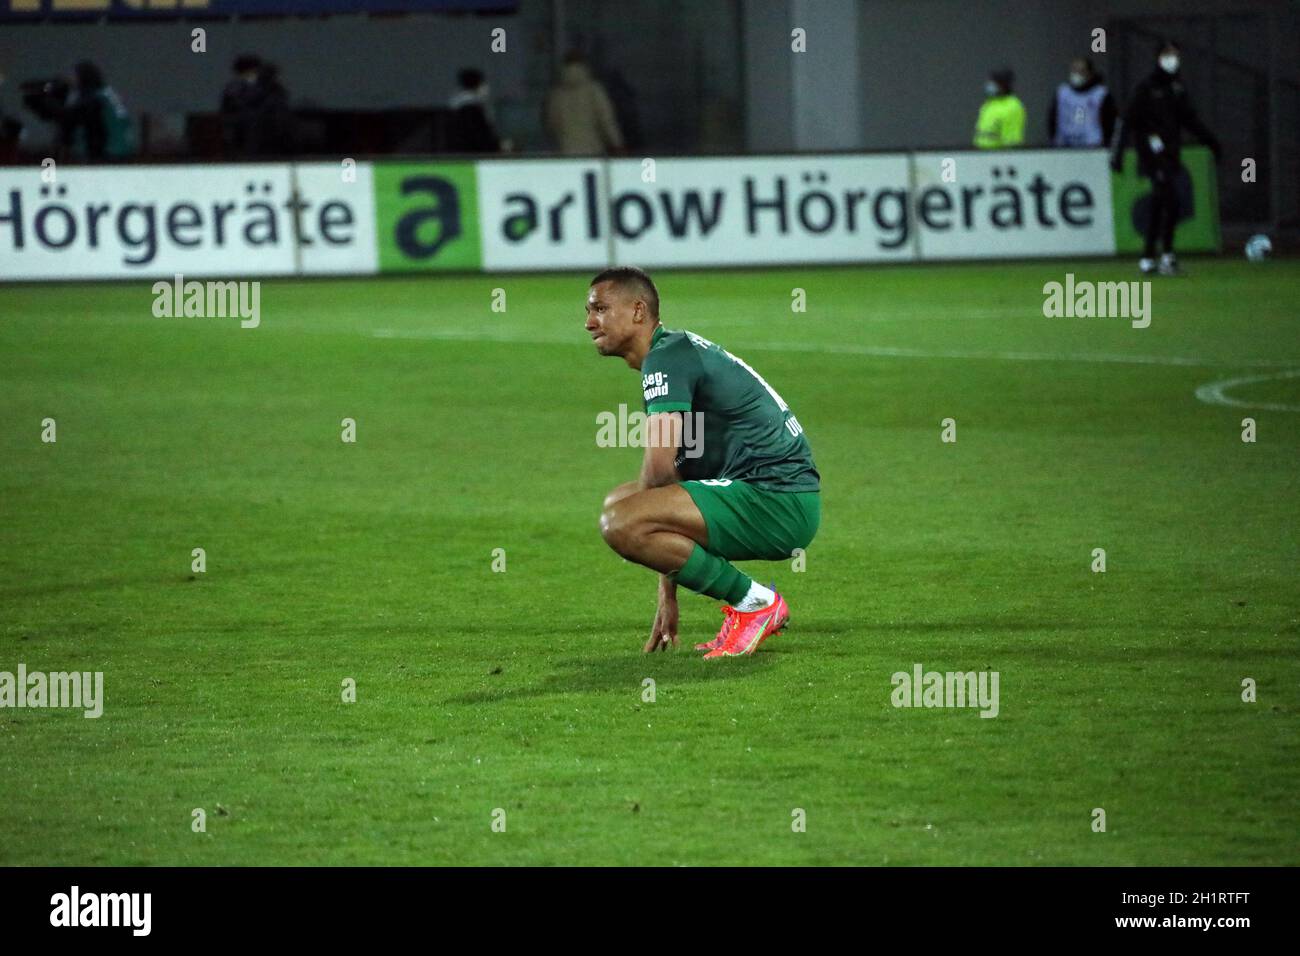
1111,40,1221,274
544,52,624,156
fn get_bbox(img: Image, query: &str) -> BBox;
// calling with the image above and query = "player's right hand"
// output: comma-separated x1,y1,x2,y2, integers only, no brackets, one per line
644,597,679,653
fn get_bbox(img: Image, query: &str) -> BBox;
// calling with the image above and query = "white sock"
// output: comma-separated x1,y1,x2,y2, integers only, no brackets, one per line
734,581,776,612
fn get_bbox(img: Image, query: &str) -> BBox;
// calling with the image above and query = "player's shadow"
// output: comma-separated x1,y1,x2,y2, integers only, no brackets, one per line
446,649,777,706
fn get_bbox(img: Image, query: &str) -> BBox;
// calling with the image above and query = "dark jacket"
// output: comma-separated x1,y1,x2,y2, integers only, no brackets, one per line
446,101,499,154
1113,67,1219,174
221,69,292,156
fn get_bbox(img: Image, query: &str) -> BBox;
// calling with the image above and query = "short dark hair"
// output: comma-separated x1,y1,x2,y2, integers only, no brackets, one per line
458,68,485,90
590,266,659,319
990,67,1015,93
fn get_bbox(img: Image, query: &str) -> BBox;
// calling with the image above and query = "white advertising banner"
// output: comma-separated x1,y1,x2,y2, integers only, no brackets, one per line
0,163,378,280
604,156,917,266
0,150,1125,281
911,149,1116,259
475,159,609,271
291,162,379,275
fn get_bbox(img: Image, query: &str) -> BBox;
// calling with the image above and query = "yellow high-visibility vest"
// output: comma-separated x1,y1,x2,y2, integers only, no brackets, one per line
974,95,1027,149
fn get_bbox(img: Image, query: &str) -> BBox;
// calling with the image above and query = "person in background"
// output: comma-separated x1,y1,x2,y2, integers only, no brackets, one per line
0,68,23,164
973,67,1026,149
221,54,292,156
446,68,500,153
60,61,133,161
1111,39,1221,276
544,51,624,156
1049,57,1116,148
599,65,642,153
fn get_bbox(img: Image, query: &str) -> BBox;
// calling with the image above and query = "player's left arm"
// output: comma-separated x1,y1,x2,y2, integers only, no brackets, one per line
637,340,698,490
637,412,682,490
636,342,696,653
637,411,684,652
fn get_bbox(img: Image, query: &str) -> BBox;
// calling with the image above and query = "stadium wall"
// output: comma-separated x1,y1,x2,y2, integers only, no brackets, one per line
0,148,1222,280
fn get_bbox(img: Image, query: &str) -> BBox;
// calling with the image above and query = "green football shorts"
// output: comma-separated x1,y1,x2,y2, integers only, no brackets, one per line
680,479,820,562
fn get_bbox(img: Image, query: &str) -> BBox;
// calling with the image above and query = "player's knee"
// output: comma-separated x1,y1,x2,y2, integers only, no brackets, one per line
602,481,638,511
599,501,638,556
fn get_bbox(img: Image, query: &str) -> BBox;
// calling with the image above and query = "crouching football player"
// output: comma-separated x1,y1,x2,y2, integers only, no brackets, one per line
587,267,821,657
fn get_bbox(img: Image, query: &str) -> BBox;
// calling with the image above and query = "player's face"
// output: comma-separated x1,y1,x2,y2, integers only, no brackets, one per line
585,281,640,356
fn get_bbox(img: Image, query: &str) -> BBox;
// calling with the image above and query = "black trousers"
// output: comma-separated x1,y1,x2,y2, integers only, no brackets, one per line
1143,160,1180,257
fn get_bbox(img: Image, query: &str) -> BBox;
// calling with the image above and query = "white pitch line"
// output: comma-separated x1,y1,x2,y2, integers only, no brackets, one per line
371,327,1299,370
757,342,1300,368
1194,369,1300,413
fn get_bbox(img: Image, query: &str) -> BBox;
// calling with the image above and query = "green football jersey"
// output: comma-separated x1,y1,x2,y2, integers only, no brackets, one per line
640,325,820,492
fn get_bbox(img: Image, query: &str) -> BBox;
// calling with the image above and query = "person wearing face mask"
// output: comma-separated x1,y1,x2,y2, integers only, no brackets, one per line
973,68,1026,149
1049,57,1116,148
1111,40,1221,275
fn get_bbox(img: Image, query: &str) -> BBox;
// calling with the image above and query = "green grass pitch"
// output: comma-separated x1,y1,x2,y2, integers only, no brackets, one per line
1,259,1297,866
